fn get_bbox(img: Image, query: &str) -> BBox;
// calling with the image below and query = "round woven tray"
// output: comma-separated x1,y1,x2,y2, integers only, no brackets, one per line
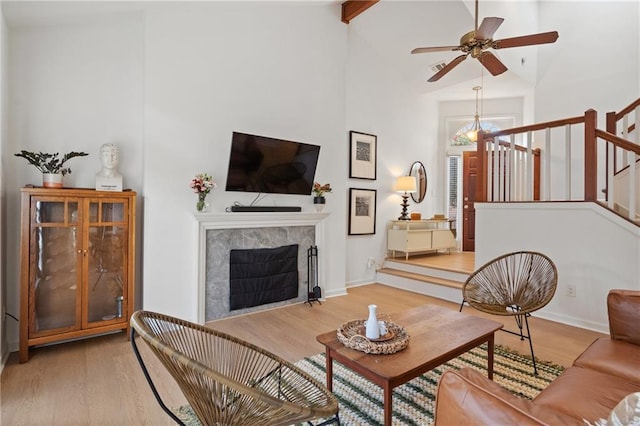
336,319,410,354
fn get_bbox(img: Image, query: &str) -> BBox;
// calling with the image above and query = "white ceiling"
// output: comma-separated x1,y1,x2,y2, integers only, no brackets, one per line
346,0,552,100
0,1,576,101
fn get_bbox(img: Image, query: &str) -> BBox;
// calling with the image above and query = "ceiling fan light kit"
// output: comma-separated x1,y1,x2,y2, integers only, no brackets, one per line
412,0,559,82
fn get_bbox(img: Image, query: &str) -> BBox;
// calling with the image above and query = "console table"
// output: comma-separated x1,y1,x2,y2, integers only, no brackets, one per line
387,219,456,260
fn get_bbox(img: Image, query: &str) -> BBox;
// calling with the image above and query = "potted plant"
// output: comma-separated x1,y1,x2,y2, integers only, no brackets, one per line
15,150,89,188
312,182,332,212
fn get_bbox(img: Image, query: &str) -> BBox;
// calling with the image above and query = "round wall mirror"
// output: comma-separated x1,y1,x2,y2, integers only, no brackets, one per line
409,161,427,203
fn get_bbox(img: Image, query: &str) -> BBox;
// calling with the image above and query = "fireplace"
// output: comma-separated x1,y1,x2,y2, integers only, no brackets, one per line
194,212,329,323
229,244,299,310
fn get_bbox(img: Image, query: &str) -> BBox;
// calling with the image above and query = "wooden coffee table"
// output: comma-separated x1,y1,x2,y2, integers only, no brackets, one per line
316,304,503,426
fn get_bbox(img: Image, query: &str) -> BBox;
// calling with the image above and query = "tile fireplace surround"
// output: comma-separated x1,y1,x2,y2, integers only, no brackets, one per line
194,212,329,324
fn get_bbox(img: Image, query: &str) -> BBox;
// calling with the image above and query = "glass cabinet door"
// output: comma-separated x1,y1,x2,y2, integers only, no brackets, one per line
85,199,128,325
30,198,81,336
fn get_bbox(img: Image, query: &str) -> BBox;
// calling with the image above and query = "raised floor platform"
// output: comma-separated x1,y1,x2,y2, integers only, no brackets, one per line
375,252,475,303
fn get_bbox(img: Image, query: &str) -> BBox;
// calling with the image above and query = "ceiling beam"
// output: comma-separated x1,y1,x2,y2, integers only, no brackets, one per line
341,0,379,24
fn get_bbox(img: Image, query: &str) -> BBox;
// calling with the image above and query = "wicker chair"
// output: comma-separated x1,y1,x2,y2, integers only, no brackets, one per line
130,311,339,426
460,251,558,375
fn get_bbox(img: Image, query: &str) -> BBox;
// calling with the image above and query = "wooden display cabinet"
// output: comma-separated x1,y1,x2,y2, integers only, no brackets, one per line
19,187,136,362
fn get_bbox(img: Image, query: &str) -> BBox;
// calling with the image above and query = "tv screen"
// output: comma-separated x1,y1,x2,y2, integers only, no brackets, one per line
225,132,320,195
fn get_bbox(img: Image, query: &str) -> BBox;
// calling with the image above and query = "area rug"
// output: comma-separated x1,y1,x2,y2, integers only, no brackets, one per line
173,344,563,426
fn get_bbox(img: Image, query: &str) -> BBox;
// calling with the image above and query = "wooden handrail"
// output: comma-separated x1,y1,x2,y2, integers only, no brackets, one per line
612,97,640,121
485,115,585,138
596,129,640,155
492,138,542,154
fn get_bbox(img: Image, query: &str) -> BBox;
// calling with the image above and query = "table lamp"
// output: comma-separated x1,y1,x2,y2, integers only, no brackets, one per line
394,176,417,220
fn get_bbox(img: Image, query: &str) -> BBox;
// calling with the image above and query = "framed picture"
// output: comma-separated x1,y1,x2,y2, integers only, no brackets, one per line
348,188,377,235
349,131,377,180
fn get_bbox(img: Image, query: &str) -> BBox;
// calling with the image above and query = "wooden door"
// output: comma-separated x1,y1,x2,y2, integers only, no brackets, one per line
462,151,476,251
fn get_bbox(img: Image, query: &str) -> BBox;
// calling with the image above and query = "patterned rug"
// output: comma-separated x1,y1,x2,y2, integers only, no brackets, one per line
174,344,564,425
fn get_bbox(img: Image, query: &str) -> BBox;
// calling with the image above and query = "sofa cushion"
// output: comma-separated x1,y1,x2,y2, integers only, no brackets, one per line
434,368,581,425
534,366,640,424
608,290,640,345
573,338,640,385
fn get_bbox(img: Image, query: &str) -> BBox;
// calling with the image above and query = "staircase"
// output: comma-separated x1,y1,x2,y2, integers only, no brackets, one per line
375,253,473,304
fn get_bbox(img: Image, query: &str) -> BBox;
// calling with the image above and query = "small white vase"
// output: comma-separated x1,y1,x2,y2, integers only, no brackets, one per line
313,196,326,212
42,173,63,188
365,304,380,340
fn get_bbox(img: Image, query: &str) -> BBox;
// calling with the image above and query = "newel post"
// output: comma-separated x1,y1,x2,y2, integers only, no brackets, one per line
584,109,598,202
604,110,618,201
476,130,487,202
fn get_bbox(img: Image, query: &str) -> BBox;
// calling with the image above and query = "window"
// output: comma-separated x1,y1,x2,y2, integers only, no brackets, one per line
446,156,459,232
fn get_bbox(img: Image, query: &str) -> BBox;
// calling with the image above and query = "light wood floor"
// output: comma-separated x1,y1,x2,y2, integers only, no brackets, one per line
1,284,606,425
388,251,476,274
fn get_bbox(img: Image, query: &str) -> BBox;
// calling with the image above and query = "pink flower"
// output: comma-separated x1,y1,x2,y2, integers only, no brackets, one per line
189,173,216,195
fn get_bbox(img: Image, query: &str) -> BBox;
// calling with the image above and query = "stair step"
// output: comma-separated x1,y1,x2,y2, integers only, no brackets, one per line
376,267,464,290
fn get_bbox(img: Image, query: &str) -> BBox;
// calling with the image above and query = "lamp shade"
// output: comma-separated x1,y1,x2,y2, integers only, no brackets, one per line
394,176,417,193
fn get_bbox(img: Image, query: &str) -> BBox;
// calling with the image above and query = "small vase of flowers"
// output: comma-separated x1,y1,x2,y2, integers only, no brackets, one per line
312,182,332,211
190,173,216,212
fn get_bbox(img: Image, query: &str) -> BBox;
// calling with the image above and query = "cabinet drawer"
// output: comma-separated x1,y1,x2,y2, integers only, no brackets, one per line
432,229,455,249
406,232,433,250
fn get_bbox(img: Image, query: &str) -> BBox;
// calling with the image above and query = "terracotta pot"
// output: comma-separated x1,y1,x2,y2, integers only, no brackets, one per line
42,173,63,188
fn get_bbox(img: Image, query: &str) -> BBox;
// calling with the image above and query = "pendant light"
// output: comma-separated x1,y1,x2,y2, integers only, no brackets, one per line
466,86,483,142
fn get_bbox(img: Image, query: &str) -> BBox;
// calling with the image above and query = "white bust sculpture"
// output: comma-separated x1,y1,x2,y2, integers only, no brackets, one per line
95,143,123,191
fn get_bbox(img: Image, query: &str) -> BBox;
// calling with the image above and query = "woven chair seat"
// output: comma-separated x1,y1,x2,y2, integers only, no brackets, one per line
463,251,558,316
130,311,338,426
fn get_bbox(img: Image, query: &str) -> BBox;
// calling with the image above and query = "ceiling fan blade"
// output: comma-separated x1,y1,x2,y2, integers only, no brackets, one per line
427,54,468,82
478,51,507,76
493,31,559,49
411,45,460,54
476,17,504,40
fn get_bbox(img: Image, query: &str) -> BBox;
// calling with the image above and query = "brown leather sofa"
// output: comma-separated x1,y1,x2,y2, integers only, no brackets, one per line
434,289,640,425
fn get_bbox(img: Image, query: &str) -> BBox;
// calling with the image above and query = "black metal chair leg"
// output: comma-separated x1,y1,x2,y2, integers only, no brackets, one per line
459,299,465,312
514,313,525,340
130,328,185,425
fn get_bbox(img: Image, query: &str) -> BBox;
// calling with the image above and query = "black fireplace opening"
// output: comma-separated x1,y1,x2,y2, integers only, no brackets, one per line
229,244,299,310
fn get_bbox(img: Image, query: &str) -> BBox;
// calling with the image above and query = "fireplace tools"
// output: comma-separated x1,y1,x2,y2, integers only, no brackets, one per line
306,245,321,306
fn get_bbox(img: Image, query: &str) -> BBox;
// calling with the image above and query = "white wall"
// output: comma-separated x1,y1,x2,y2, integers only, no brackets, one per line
0,8,7,368
142,2,348,320
476,202,640,333
344,18,436,286
537,1,639,120
4,13,145,350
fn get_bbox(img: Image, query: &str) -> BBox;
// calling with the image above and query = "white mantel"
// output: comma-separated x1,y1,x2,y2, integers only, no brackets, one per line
193,212,330,324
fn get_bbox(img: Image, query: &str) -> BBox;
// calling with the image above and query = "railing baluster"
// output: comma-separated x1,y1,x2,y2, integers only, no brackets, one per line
608,141,615,210
623,115,629,168
635,105,639,144
565,125,572,200
526,131,533,201
628,150,636,220
493,140,504,201
545,128,551,201
510,134,516,201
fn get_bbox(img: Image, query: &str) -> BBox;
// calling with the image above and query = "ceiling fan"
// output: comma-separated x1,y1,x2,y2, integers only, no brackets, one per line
411,0,559,82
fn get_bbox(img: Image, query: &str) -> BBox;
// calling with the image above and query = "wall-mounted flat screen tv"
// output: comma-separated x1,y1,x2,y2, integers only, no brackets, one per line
225,132,321,195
